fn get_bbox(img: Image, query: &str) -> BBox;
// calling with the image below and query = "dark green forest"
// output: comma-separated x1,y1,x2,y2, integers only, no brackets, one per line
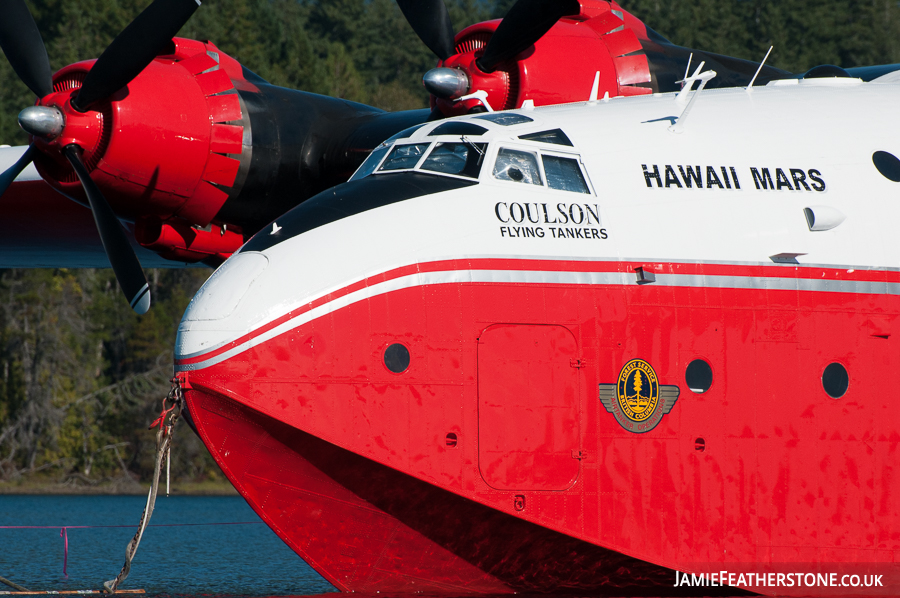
2,0,900,489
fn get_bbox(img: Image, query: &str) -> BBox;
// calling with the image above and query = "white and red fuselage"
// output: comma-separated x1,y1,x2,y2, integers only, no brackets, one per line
174,79,900,595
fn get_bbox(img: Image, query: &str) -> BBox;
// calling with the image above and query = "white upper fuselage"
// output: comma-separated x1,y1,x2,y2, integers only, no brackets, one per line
176,78,900,364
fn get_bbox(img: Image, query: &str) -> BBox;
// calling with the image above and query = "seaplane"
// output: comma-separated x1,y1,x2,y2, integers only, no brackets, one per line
4,0,900,594
172,59,900,595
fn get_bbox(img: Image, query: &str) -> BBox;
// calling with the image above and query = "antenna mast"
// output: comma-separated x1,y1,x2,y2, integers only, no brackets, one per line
669,62,717,134
747,46,774,91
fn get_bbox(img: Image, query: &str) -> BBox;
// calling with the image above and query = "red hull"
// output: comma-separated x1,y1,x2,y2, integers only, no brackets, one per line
178,258,900,595
185,386,742,595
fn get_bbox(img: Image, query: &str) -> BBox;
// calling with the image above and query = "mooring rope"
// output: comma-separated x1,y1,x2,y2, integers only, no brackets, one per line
102,380,182,594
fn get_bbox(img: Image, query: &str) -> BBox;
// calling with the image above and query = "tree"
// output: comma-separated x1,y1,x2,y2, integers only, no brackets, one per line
619,0,900,73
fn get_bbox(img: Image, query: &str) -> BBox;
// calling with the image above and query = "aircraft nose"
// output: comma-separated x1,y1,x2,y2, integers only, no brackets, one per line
175,252,269,364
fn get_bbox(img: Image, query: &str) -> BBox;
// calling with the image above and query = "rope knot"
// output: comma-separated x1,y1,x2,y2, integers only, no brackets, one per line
148,381,184,433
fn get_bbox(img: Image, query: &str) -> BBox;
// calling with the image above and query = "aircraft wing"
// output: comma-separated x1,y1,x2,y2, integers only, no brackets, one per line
0,145,194,268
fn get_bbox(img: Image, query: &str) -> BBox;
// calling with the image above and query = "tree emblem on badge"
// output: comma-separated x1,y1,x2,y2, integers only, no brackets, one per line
599,359,680,433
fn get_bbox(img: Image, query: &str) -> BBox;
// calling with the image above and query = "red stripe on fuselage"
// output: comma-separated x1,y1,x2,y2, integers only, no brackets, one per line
175,258,898,366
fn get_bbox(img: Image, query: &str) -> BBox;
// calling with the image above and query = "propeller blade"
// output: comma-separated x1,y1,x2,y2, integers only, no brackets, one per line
476,0,580,73
73,0,201,112
0,144,36,199
0,0,53,98
63,145,151,314
397,0,456,61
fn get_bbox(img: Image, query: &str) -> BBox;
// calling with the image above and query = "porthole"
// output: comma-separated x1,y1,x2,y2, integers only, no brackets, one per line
822,362,849,398
384,343,410,373
873,151,900,182
685,359,713,393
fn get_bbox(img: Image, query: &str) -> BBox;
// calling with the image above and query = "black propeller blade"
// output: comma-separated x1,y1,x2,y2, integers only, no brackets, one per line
63,145,151,314
476,0,580,73
397,0,456,61
73,0,201,112
0,0,202,312
0,0,53,98
0,144,36,199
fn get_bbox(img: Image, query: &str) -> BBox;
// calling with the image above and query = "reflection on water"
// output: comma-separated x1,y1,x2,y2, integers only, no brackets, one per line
0,495,335,596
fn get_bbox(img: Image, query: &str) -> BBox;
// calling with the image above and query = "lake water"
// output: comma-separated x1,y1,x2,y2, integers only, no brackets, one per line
0,495,336,596
0,496,756,598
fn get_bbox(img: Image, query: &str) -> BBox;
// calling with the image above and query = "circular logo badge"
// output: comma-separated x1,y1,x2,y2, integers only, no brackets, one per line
616,359,659,423
599,359,679,434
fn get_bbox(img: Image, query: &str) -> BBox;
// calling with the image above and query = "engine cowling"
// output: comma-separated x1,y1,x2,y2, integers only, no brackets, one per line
33,38,245,227
432,1,652,117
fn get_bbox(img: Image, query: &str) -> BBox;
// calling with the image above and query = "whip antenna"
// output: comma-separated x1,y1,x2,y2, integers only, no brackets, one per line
747,46,774,91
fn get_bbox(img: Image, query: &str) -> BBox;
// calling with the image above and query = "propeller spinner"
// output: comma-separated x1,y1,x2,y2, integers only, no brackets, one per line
0,0,201,313
401,0,580,111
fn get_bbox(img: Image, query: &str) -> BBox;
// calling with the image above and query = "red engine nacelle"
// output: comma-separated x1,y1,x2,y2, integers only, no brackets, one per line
434,0,652,117
30,38,251,261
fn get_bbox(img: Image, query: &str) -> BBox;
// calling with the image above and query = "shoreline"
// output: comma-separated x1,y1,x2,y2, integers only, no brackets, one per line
0,479,238,496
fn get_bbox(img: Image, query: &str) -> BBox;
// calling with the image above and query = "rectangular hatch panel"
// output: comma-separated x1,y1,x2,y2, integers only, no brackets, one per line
477,324,581,491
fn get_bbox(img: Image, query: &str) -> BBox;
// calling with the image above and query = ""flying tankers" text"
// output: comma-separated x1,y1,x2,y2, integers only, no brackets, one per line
641,164,826,192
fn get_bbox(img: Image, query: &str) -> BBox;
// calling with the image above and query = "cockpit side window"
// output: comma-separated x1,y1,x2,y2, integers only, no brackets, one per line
420,142,486,178
378,143,431,171
542,155,589,194
350,144,390,180
492,148,542,185
351,124,431,181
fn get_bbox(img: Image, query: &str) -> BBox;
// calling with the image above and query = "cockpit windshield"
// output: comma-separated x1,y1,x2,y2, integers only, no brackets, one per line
350,144,391,181
420,142,485,178
348,124,427,181
351,139,487,181
349,120,589,193
379,143,430,171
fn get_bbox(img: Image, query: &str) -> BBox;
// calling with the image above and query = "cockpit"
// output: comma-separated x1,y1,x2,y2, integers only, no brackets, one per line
350,111,593,195
241,110,594,254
